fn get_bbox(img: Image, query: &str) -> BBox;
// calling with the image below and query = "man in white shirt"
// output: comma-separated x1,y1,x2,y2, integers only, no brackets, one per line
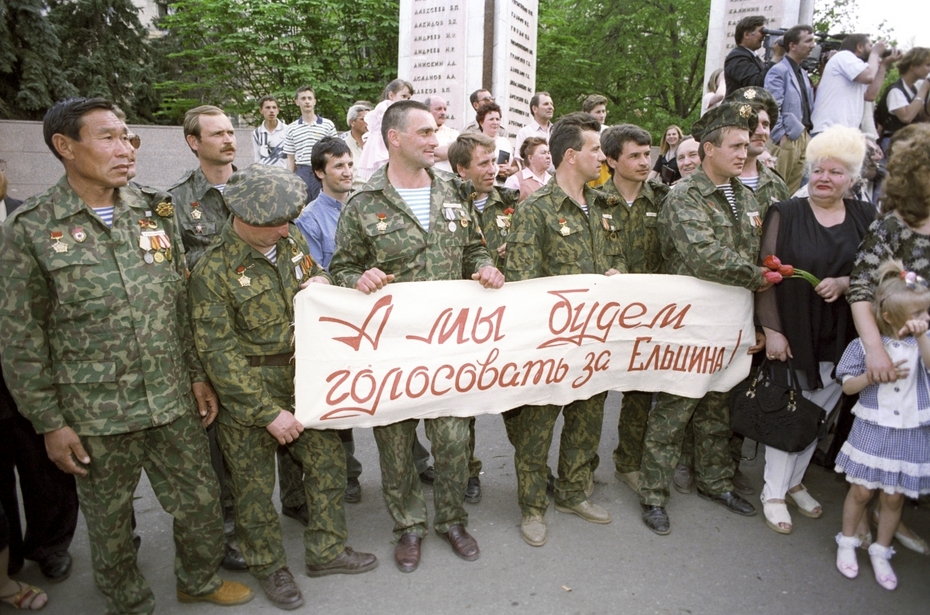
252,96,288,168
343,102,372,190
811,34,900,135
514,92,555,163
425,96,459,175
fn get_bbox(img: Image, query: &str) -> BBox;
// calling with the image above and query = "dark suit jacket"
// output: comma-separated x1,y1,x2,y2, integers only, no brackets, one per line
724,46,767,94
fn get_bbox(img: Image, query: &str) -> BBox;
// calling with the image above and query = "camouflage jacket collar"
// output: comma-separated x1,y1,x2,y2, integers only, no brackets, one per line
362,163,468,199
50,175,146,222
690,166,748,200
218,217,285,271
485,186,520,211
175,165,235,202
537,176,601,215
754,160,782,191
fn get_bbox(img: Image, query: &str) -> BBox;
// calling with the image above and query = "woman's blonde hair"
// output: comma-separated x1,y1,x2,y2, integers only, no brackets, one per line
872,259,930,337
805,125,866,182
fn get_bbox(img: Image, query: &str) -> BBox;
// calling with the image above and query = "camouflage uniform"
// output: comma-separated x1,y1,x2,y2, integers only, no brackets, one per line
0,178,224,614
504,178,627,516
598,178,669,476
189,212,350,575
748,160,791,210
170,166,305,512
466,185,521,477
330,165,493,539
638,165,767,507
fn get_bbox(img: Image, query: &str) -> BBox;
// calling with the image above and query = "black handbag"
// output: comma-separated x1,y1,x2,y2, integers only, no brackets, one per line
729,359,827,453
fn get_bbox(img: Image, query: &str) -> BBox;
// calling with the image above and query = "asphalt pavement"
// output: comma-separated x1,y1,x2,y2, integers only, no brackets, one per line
12,392,929,614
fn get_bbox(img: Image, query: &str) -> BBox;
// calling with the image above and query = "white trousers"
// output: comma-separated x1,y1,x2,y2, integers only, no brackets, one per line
762,362,842,501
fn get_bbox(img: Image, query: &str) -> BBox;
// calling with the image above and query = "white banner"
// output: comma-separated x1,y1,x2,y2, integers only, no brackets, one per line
294,274,754,429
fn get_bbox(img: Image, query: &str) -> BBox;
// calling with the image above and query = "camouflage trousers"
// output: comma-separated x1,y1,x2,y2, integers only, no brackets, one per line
678,420,744,469
612,390,654,474
373,417,469,540
638,392,735,507
216,421,347,577
75,412,224,615
504,392,606,517
277,430,363,508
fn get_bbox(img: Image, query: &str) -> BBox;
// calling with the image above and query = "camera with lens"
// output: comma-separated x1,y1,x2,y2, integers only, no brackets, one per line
762,28,846,75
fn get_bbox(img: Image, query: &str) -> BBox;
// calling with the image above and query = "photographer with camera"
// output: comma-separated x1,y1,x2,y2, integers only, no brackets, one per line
811,34,901,136
765,25,818,193
875,47,930,152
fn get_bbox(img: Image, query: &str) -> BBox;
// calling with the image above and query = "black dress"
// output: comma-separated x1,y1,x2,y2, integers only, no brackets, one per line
756,197,876,387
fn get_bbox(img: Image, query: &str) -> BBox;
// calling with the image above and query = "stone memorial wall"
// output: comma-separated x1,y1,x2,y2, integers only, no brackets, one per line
398,0,538,138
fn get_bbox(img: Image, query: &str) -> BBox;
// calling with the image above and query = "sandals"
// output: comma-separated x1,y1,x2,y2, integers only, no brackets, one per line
786,484,822,518
761,496,792,534
868,543,898,590
871,510,930,555
835,533,861,579
0,581,48,610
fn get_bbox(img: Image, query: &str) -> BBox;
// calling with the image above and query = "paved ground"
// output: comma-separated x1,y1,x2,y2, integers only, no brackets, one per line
11,392,929,614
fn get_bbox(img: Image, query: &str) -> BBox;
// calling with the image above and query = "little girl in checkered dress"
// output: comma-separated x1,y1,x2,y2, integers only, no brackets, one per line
834,260,930,591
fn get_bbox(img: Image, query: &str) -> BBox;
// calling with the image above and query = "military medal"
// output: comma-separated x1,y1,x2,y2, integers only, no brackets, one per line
153,251,165,263
747,211,763,236
155,201,174,217
143,252,154,264
448,221,457,232
290,243,306,280
70,227,86,243
376,213,387,232
236,265,251,287
195,224,204,234
50,231,68,253
191,201,202,220
558,218,570,236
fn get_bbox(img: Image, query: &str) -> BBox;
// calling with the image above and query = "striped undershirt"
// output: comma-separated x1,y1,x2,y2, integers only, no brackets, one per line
717,183,739,218
213,183,227,194
739,175,759,191
264,245,277,265
396,187,432,231
473,196,489,213
95,206,114,227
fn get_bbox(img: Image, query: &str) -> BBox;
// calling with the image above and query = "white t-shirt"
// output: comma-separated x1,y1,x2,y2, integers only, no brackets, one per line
887,79,925,111
433,124,460,174
811,50,869,133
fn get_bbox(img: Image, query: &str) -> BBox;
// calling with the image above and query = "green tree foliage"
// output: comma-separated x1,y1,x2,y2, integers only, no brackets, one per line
48,0,159,123
537,0,711,139
157,0,400,127
0,0,76,119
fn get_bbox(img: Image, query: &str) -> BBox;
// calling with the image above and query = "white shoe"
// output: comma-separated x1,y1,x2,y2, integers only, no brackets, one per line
520,515,547,547
835,533,861,579
868,543,898,590
786,484,822,518
760,495,792,534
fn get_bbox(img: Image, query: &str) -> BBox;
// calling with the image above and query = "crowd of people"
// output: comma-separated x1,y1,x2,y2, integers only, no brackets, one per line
0,13,928,613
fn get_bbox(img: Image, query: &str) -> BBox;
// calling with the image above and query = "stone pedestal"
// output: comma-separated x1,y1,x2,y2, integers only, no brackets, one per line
398,0,538,138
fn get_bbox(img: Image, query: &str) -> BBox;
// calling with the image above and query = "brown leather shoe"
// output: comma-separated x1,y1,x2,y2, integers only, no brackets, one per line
306,546,378,577
440,524,480,561
394,533,421,573
177,580,254,606
258,567,303,610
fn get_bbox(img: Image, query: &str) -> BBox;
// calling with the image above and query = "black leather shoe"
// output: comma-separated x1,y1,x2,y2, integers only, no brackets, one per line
698,490,758,516
221,543,248,571
546,472,555,495
282,503,309,526
641,505,670,535
464,476,481,503
345,477,361,504
38,551,72,582
419,466,435,485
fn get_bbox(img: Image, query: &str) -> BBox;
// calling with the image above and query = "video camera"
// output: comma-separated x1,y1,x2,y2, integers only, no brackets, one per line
762,28,845,75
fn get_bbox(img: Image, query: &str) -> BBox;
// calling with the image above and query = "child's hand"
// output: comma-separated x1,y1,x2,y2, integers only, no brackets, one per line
893,358,911,380
898,319,929,338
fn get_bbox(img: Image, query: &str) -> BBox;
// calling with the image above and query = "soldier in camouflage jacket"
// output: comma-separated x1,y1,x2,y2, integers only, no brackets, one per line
639,103,769,536
330,101,503,572
504,113,624,546
189,165,376,608
0,98,251,613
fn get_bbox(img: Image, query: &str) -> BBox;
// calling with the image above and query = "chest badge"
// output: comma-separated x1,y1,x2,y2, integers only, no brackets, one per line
191,201,203,220
50,231,68,253
236,266,251,287
70,227,86,243
376,213,387,232
558,218,571,236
